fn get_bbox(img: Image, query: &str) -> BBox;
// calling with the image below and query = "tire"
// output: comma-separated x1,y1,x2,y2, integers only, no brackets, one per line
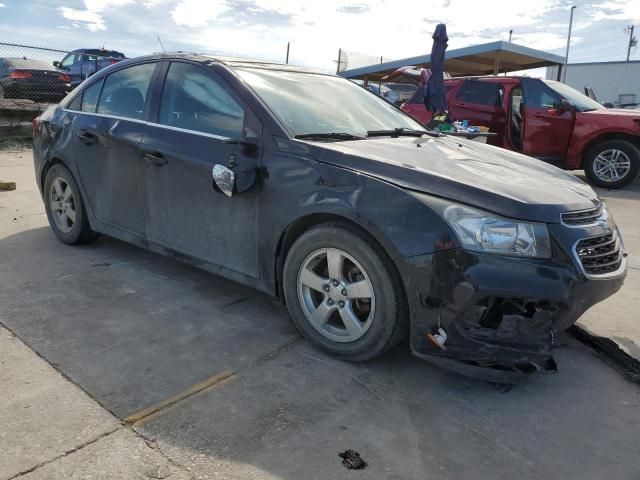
43,164,99,245
283,223,407,361
583,140,640,189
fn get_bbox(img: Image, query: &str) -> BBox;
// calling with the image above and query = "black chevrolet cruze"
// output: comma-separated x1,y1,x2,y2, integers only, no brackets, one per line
33,53,627,382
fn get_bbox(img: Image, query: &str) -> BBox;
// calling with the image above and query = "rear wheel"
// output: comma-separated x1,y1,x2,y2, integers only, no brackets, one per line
584,140,640,189
43,164,99,245
283,223,407,361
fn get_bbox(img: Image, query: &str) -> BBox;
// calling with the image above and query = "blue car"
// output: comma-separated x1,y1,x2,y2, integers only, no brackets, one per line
54,48,125,87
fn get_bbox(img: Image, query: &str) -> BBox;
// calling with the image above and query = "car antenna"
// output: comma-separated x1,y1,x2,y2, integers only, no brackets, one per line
157,36,166,53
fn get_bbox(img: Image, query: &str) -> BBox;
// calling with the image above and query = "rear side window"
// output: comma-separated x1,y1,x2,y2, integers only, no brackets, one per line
457,80,503,107
97,63,155,120
81,80,102,113
67,94,82,111
158,62,244,138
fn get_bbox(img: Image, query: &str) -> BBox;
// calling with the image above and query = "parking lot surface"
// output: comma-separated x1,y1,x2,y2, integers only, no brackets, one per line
1,148,639,480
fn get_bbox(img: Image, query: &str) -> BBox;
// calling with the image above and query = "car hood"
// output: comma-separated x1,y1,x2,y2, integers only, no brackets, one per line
307,135,599,223
582,108,640,117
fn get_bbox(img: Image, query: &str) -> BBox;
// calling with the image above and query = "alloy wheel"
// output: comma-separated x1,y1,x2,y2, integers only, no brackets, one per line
297,247,376,343
593,149,631,183
49,176,76,233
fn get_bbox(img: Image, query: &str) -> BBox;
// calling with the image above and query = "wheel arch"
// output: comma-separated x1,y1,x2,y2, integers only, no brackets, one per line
273,212,406,306
579,132,640,167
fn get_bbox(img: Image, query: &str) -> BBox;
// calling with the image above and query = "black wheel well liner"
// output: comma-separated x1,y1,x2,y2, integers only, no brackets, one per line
40,157,66,193
273,213,407,307
581,133,640,165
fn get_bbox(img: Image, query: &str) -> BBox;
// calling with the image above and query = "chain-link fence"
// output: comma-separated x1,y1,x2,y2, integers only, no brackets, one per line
336,49,394,73
0,42,126,103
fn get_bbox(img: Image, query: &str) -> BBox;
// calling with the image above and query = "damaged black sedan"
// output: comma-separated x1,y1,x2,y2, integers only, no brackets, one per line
32,53,627,382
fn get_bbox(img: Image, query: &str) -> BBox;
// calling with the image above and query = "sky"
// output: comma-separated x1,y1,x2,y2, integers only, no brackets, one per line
0,0,638,73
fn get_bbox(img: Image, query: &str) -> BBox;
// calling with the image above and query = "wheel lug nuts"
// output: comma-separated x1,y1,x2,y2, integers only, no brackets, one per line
341,289,347,296
339,301,345,308
333,280,339,286
328,299,334,305
323,285,330,292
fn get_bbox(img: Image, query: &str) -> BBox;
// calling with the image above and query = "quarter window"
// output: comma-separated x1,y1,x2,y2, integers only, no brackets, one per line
457,80,503,107
97,63,155,120
81,80,103,113
159,62,244,138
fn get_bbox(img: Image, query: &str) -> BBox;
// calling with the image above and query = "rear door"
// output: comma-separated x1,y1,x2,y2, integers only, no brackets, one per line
449,79,506,146
71,61,158,238
140,61,262,278
520,78,574,164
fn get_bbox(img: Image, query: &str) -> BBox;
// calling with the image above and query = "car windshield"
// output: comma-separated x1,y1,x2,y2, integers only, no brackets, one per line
235,67,426,138
543,80,605,112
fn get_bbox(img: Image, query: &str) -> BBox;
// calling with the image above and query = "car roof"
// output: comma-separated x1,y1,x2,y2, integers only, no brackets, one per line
1,57,56,70
114,52,331,76
445,75,536,84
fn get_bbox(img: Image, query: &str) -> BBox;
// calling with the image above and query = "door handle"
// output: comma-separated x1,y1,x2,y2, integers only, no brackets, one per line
75,130,96,145
143,151,167,166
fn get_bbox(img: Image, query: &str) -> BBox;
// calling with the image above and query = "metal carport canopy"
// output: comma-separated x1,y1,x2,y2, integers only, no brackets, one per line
338,41,565,81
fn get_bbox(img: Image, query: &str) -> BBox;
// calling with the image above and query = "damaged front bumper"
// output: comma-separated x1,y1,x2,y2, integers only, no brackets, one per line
402,227,626,382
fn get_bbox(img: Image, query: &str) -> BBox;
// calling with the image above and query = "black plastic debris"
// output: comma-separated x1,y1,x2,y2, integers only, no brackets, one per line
569,325,640,383
338,450,366,470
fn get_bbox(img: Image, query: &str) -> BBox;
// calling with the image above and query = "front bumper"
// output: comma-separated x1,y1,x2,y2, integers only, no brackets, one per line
402,237,626,382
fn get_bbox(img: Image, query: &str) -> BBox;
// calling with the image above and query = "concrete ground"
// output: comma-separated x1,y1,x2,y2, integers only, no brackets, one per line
1,148,639,480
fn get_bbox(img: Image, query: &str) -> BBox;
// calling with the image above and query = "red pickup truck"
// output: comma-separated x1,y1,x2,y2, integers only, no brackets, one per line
401,75,640,189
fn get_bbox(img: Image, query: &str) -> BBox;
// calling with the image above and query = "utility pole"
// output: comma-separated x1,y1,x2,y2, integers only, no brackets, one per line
626,25,637,61
336,48,342,74
562,5,576,83
285,42,290,64
509,29,513,42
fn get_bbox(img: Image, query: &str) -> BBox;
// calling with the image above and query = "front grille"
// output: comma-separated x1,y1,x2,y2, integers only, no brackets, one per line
562,206,602,226
575,232,623,276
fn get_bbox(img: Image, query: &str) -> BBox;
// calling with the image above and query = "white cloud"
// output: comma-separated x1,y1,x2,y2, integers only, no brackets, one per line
171,0,231,27
59,0,134,32
0,3,5,7
591,1,640,23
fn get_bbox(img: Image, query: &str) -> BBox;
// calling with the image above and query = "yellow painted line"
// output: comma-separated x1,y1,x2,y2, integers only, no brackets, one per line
124,369,236,425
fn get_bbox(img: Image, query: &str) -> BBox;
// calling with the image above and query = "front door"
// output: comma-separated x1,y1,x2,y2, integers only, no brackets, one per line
72,62,158,238
521,78,574,165
141,61,261,278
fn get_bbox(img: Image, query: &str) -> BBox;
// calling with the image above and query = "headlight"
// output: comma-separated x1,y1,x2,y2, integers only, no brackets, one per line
443,204,551,258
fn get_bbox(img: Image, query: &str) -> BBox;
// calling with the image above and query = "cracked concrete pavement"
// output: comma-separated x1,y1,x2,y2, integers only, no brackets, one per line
1,148,639,479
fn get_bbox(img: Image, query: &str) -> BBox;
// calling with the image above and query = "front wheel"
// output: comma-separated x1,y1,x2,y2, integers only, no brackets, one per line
283,223,407,361
584,140,640,189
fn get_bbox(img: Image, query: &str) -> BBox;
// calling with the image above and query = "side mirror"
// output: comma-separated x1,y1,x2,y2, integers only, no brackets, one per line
559,99,574,113
53,61,61,68
212,164,235,197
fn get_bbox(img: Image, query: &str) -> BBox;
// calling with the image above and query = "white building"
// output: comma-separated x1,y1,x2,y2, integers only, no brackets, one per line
546,60,640,107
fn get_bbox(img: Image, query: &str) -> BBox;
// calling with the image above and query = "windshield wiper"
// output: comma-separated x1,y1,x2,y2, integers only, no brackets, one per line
367,127,439,138
294,132,365,141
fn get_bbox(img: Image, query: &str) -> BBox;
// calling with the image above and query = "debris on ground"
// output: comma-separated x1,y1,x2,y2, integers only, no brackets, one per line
0,180,16,191
338,450,366,470
569,325,640,383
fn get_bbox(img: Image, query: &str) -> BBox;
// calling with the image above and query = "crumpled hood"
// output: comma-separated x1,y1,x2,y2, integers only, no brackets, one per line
307,135,599,223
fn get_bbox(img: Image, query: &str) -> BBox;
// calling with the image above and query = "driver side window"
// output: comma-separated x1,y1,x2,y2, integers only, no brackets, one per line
523,80,560,109
61,54,78,68
159,62,244,138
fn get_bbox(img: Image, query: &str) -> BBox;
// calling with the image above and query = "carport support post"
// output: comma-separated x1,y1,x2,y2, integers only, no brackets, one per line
493,52,501,76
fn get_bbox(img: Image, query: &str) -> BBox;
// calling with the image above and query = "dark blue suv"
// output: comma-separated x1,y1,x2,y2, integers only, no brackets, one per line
54,48,125,87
